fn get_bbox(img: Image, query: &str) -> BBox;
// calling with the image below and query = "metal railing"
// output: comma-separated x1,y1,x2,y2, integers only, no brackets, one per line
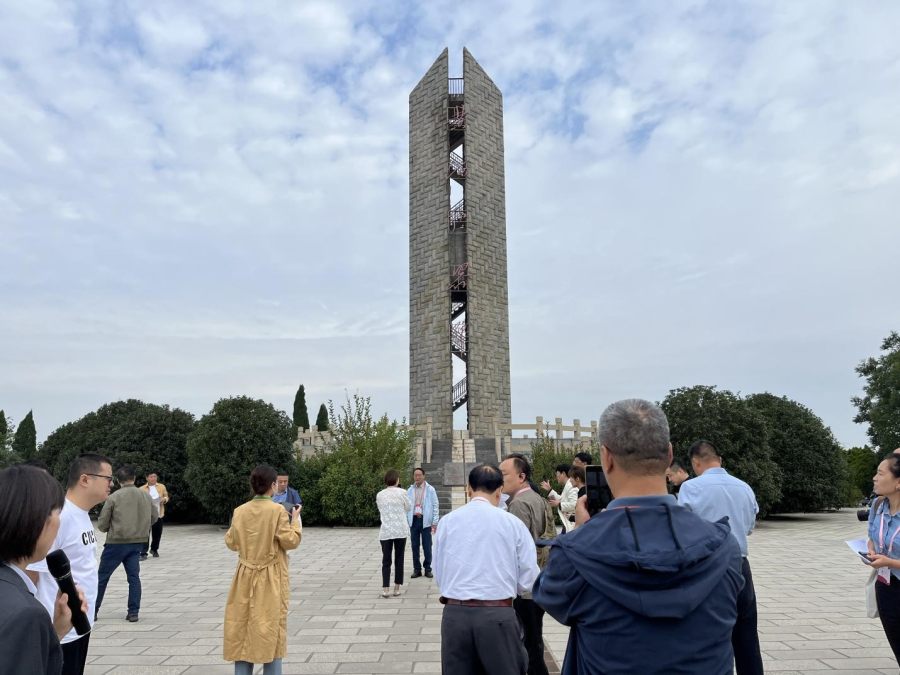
449,153,467,178
449,78,464,96
450,322,467,357
450,262,470,290
452,377,468,409
449,198,467,230
448,105,465,129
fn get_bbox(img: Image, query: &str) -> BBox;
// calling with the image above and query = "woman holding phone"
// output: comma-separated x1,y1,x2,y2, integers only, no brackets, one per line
224,465,302,675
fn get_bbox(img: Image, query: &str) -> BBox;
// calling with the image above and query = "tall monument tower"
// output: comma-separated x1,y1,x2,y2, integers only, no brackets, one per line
409,48,512,440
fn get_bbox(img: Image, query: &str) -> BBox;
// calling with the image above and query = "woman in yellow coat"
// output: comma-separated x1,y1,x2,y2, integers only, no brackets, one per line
224,464,301,675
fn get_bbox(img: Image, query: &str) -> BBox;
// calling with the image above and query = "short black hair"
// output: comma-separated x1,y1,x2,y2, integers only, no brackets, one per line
503,455,532,479
0,465,65,563
384,469,400,486
250,465,278,495
574,452,593,464
555,463,571,475
688,440,720,461
413,467,425,475
669,460,687,472
67,453,112,489
884,454,900,479
116,465,136,483
468,464,503,493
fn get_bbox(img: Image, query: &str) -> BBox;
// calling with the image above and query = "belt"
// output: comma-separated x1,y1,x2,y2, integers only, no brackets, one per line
440,597,513,607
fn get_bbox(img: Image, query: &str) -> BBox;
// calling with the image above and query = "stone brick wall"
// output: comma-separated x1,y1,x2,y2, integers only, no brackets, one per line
462,48,513,436
409,49,453,439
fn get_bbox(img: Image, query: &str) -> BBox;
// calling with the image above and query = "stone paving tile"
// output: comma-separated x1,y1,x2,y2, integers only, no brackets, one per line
85,510,894,674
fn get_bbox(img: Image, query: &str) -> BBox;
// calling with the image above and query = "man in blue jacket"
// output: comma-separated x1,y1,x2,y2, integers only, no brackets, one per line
273,473,302,514
533,399,744,675
407,467,439,578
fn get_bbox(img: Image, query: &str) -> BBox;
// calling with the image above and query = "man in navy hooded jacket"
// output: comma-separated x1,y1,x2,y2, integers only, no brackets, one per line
533,399,744,675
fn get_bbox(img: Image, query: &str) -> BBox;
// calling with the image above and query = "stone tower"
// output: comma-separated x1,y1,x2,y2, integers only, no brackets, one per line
409,48,512,440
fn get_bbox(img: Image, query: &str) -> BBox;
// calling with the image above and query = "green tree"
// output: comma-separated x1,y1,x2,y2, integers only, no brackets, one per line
185,396,296,524
846,446,879,500
315,403,329,432
853,331,900,453
40,400,199,520
746,393,846,512
529,435,597,495
312,394,414,526
661,386,782,516
0,410,19,468
292,384,310,431
12,410,37,461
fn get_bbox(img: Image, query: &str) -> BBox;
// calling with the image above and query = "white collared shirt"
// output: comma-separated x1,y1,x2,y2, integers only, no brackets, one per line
433,497,539,600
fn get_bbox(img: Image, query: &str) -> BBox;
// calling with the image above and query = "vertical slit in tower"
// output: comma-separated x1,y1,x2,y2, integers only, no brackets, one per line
448,75,468,429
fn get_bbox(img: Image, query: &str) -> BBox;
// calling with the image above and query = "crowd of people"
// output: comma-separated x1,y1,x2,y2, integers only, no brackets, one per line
2,399,900,674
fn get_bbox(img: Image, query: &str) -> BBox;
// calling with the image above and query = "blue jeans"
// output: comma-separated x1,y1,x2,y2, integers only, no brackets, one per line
410,516,432,572
235,659,282,675
95,543,143,616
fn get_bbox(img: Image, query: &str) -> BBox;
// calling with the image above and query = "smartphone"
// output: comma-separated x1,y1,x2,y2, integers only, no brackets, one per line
585,465,613,516
858,551,873,564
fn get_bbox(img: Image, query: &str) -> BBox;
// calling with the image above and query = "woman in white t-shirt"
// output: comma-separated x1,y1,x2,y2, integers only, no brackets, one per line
375,469,411,598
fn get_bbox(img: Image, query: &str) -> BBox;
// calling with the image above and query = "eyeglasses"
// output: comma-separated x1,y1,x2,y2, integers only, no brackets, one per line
86,473,115,483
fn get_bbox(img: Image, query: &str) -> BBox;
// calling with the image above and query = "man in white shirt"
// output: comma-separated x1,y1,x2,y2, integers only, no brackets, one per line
540,463,577,532
434,464,539,675
28,453,113,675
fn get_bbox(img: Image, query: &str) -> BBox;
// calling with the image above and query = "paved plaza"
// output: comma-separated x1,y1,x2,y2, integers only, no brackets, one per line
82,509,896,674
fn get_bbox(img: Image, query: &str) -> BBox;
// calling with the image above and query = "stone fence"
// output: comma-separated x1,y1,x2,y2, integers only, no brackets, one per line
293,416,598,463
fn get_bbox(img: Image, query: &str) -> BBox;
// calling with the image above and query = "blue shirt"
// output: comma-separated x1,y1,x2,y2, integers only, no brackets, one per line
868,498,900,581
678,467,758,556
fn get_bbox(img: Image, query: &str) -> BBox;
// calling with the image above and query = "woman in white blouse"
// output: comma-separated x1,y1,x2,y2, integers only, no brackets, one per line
376,469,411,598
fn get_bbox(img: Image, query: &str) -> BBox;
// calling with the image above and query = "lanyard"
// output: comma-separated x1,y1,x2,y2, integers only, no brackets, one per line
879,503,900,554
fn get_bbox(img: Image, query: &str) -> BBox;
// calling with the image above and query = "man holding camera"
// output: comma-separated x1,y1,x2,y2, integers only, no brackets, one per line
533,399,744,675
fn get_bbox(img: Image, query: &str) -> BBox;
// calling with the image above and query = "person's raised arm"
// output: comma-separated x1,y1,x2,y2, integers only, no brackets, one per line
275,508,301,551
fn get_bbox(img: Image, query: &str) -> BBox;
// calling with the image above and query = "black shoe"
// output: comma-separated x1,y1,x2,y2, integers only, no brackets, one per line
126,614,139,622
411,571,422,579
151,551,159,558
424,570,433,578
139,554,148,561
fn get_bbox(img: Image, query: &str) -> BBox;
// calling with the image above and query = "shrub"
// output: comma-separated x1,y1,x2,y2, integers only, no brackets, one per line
310,395,415,526
529,435,595,495
185,396,295,524
39,400,199,520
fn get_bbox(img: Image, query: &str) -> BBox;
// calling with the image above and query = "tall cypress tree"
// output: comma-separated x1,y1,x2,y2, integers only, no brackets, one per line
315,403,329,432
0,410,7,442
12,410,37,460
292,385,310,431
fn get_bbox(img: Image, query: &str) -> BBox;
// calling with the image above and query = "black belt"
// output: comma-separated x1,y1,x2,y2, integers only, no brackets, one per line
440,597,513,607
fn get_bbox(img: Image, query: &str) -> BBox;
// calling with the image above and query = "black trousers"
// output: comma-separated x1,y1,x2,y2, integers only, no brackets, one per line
876,575,900,664
61,633,91,675
733,557,764,675
380,538,405,587
513,597,549,675
441,604,527,675
410,515,433,572
141,518,164,555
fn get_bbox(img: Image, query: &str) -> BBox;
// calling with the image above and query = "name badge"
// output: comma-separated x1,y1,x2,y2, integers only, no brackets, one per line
878,567,892,584
414,505,423,515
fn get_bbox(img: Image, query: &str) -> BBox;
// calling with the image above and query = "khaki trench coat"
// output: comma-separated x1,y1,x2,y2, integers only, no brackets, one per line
224,497,301,663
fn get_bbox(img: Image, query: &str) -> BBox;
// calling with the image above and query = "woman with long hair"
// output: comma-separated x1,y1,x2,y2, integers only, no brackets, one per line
0,465,86,674
376,469,411,598
224,464,302,675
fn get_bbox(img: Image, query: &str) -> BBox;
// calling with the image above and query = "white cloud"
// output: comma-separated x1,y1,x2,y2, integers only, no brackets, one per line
1,0,898,447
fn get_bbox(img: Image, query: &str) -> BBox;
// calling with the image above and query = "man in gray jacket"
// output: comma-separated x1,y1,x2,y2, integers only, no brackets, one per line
95,465,157,622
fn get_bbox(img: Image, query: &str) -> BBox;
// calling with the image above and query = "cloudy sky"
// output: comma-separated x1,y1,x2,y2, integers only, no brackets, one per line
2,0,898,448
